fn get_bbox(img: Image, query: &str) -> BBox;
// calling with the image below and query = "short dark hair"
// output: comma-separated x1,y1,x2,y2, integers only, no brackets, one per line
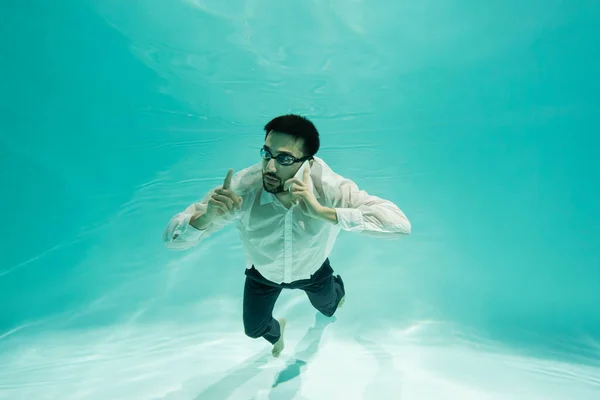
264,114,320,157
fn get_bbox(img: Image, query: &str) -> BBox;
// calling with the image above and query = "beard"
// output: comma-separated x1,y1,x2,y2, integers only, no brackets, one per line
263,174,284,194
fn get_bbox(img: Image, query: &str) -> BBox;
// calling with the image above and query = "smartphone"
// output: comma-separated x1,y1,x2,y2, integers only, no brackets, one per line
284,160,312,192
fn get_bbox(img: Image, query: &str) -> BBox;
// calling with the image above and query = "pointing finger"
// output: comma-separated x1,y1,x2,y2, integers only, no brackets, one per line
223,168,233,190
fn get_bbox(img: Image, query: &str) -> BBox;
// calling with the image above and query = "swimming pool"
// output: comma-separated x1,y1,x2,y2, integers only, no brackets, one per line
1,0,599,398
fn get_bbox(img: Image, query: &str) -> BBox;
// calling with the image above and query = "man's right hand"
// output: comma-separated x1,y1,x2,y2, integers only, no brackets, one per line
191,169,243,230
207,168,243,218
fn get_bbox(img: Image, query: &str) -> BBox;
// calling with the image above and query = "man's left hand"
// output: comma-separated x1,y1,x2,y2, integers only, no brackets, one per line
285,167,323,218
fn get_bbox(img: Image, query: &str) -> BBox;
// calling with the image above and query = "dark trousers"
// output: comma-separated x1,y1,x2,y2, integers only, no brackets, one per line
243,258,345,344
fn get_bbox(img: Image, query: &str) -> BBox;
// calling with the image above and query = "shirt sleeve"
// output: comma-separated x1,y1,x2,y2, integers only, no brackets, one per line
162,165,259,250
323,170,411,237
162,187,242,250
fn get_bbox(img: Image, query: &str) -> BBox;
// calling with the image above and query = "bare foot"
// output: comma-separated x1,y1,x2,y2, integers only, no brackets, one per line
272,318,286,357
338,295,345,309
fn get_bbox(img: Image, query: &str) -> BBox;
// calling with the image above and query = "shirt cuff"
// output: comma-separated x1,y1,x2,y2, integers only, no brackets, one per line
170,213,205,241
334,208,364,232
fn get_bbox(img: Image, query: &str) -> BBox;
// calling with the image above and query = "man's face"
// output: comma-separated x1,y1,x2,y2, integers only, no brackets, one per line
262,131,306,194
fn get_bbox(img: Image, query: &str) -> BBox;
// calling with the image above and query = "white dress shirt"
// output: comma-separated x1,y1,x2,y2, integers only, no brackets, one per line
163,156,411,284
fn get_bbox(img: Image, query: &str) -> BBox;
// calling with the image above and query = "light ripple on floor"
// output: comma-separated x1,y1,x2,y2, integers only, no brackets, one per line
1,319,599,400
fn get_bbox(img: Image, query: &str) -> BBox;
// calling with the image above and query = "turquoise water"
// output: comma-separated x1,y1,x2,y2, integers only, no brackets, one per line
1,0,600,398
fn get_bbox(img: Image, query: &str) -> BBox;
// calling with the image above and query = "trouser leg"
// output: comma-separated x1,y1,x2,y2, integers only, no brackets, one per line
242,271,282,344
302,260,345,317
